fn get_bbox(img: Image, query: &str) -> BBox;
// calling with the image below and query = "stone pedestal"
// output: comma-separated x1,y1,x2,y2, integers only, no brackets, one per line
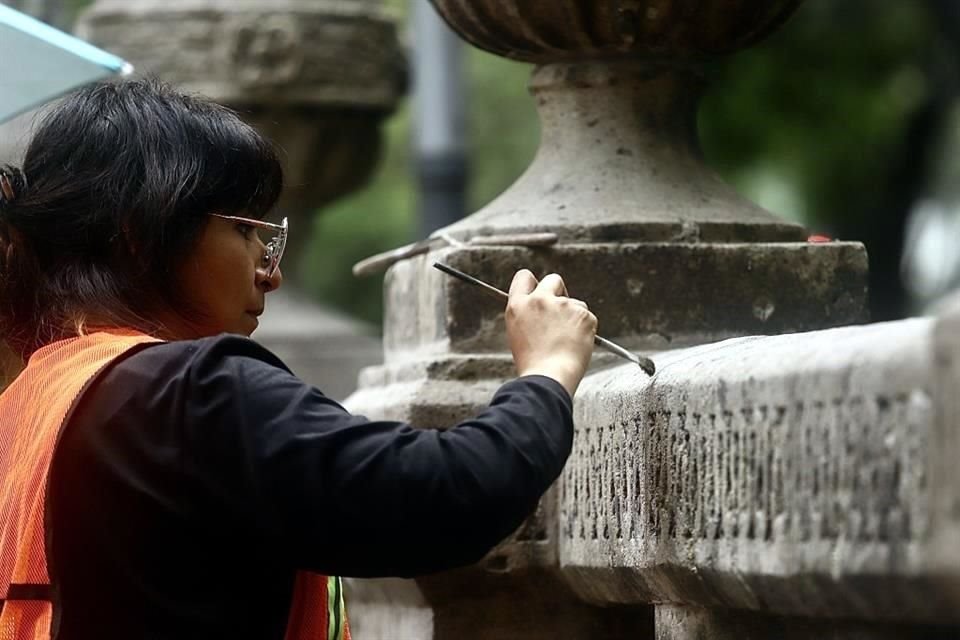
77,0,404,395
344,1,878,638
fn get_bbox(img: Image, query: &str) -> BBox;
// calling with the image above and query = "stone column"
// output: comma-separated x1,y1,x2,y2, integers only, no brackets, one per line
77,0,405,399
346,0,869,637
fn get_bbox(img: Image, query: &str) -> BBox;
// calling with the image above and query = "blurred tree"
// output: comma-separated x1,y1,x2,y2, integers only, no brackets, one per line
702,0,954,321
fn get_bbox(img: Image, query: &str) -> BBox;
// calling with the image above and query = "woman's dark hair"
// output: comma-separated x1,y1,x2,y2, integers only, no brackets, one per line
0,78,283,357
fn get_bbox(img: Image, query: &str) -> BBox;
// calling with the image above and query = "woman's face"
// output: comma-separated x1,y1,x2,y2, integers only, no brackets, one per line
173,214,283,338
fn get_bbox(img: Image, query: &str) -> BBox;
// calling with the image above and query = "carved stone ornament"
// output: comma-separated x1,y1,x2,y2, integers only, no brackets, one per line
77,0,405,108
229,13,306,89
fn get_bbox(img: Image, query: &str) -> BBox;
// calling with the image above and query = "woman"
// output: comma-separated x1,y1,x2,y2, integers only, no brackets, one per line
0,79,597,639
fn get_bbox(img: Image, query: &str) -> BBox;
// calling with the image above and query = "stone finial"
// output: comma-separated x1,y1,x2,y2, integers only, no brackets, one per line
430,0,804,63
417,0,810,244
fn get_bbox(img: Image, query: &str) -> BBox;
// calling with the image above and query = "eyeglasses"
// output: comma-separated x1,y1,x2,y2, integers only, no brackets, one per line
209,213,288,278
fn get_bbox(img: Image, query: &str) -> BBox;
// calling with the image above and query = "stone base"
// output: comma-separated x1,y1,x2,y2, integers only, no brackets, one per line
384,242,869,358
343,578,433,639
419,567,652,640
656,605,960,640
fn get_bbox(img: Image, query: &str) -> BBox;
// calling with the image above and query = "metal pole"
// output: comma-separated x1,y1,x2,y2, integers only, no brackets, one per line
412,0,468,237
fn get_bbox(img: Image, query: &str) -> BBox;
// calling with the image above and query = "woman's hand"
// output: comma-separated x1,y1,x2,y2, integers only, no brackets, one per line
505,269,598,398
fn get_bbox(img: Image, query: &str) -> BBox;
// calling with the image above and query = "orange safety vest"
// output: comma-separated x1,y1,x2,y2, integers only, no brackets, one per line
0,330,349,639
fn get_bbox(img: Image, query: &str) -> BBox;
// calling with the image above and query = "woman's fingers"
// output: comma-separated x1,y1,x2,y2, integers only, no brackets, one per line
504,270,596,398
536,273,567,297
511,270,583,305
509,269,539,297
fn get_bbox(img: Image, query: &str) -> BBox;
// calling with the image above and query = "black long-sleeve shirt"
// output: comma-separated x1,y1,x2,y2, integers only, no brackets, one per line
46,334,573,639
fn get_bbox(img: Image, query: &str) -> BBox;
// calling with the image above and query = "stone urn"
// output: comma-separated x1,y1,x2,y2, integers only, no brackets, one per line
425,0,808,245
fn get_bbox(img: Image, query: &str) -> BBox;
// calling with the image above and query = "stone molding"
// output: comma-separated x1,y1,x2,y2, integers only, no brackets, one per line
381,244,868,360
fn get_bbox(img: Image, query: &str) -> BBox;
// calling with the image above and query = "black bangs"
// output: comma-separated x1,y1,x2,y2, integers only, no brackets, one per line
180,102,284,221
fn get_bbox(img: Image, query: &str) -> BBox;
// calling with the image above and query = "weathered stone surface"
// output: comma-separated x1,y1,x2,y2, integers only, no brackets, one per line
342,578,433,640
348,355,511,427
419,567,654,640
382,243,868,359
77,0,403,109
562,318,959,623
343,0,927,636
930,300,960,600
430,0,803,63
655,605,960,640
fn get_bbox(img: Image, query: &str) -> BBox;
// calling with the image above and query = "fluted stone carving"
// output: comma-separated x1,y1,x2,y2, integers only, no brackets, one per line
430,0,803,62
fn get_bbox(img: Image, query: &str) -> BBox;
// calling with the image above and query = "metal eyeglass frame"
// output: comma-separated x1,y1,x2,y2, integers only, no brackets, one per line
209,213,288,278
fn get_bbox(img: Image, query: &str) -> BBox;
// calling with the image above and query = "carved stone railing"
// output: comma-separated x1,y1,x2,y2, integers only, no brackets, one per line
566,315,960,636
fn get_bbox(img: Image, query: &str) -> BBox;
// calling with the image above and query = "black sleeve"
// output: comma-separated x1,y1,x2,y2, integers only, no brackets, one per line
88,335,574,578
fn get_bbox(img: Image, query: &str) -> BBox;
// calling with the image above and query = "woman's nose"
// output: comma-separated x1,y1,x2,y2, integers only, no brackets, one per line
257,266,283,292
